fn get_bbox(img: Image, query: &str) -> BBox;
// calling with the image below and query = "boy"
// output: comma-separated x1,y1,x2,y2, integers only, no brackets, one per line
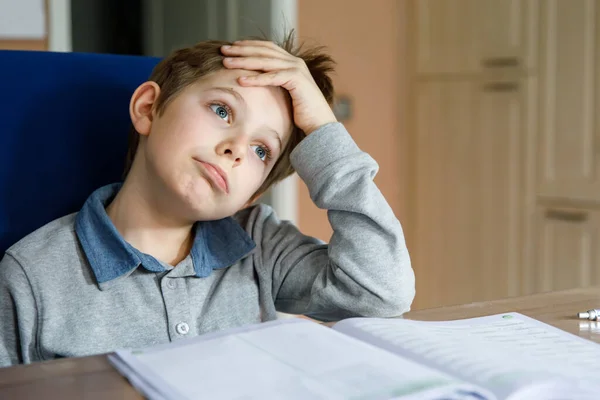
0,33,415,367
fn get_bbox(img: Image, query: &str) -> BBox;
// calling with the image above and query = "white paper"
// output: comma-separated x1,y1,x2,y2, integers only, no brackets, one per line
110,319,495,400
334,313,600,399
0,0,46,39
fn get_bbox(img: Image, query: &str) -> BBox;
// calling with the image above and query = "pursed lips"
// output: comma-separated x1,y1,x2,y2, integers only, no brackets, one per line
193,158,229,194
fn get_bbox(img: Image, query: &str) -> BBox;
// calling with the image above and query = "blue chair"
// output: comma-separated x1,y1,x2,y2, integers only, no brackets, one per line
0,50,160,255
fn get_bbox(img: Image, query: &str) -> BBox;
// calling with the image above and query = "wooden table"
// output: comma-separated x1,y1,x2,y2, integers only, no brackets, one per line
1,287,599,399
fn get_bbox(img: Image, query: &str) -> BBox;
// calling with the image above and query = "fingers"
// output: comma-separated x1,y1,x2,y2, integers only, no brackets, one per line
237,69,297,91
222,56,295,72
229,40,289,56
221,44,292,64
221,41,306,92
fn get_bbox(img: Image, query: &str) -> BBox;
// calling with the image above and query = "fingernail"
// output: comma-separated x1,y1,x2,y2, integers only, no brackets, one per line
223,57,233,62
222,45,231,49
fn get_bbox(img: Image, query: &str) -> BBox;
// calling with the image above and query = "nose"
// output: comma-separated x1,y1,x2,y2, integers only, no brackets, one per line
216,135,247,167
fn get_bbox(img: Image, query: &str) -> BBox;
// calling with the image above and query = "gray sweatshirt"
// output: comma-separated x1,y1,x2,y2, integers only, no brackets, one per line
0,122,415,367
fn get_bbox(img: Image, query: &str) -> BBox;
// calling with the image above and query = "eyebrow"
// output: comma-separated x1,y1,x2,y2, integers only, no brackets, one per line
264,127,283,152
210,87,283,151
210,87,246,109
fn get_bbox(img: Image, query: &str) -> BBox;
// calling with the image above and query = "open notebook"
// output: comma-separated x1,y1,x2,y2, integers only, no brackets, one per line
108,312,600,399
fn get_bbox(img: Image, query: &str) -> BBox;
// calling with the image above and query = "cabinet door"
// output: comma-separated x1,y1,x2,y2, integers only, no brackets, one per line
474,78,533,302
537,0,600,202
473,0,538,72
414,0,536,75
412,80,477,309
532,206,600,293
414,0,478,75
412,78,530,309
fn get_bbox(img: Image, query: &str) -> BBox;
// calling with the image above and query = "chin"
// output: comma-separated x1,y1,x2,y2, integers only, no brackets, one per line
183,195,239,221
172,178,242,221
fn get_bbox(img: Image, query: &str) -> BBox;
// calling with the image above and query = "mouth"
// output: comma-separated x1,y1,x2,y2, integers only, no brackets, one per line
193,158,229,194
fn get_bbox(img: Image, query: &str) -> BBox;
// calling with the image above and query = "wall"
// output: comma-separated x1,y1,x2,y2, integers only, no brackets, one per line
71,0,143,54
143,0,274,57
297,0,409,242
0,0,47,50
48,0,71,52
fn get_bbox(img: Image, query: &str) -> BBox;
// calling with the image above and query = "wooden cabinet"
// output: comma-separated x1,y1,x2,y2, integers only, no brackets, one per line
537,0,600,203
529,206,600,294
412,77,535,309
410,0,600,309
414,0,537,75
472,0,538,73
413,80,477,308
528,0,600,297
474,77,535,301
415,0,477,75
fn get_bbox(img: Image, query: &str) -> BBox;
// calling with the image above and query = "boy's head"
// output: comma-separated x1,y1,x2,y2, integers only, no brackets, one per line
124,32,335,222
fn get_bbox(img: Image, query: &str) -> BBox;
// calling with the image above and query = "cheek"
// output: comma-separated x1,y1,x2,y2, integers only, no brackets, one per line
152,118,211,159
238,156,270,189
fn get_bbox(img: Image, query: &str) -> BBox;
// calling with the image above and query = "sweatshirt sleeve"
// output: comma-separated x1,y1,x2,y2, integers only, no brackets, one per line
257,122,415,321
0,253,39,367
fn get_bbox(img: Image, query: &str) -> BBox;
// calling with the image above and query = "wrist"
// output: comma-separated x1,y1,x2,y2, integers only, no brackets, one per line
303,114,338,136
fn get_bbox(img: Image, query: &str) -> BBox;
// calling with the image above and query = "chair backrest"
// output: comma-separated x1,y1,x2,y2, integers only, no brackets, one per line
0,50,160,255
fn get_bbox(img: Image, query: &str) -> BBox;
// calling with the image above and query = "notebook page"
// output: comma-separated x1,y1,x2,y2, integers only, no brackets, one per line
333,313,600,399
110,319,495,400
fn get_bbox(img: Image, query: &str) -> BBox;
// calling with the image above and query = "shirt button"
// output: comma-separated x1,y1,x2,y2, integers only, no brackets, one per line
167,279,177,289
176,322,190,335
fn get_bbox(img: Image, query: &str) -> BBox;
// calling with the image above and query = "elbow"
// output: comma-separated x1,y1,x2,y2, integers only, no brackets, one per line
350,273,416,319
370,282,415,318
367,263,416,318
380,285,416,317
372,235,416,317
307,270,416,322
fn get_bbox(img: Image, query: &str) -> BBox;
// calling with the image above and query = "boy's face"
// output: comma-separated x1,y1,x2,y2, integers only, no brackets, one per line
133,69,294,221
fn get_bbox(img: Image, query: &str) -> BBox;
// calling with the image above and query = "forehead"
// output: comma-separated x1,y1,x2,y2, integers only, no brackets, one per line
194,69,293,138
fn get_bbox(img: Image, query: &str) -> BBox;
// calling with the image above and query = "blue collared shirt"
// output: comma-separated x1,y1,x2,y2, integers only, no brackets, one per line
74,183,256,284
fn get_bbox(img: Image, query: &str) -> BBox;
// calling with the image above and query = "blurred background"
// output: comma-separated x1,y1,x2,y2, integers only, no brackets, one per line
1,0,596,311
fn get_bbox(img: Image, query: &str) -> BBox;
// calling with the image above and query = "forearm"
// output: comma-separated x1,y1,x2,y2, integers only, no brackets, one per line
275,123,415,320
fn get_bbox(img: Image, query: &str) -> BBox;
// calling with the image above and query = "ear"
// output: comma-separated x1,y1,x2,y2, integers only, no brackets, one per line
129,81,161,136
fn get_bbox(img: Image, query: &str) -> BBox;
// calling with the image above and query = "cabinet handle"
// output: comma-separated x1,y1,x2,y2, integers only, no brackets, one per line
482,82,519,92
481,57,520,68
545,209,588,222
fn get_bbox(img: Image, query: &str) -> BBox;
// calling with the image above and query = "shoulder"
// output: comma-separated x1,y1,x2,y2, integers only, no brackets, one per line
3,213,80,274
232,203,324,246
233,203,293,235
232,203,275,227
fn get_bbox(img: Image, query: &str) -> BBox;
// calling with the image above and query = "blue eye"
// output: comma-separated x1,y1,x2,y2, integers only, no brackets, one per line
251,145,270,162
210,104,231,122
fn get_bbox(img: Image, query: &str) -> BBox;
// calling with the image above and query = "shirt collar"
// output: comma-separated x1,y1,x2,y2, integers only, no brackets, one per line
75,183,256,288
